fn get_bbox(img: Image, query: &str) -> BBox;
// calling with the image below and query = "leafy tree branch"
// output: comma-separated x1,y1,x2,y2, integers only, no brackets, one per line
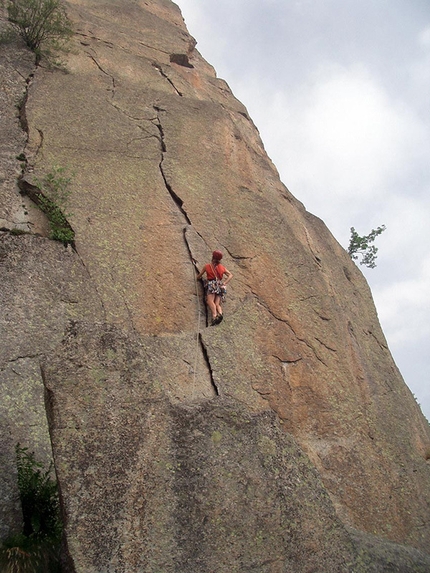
6,0,73,63
348,225,386,268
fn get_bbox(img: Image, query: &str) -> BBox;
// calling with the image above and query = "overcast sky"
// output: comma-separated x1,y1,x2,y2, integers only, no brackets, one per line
177,0,430,420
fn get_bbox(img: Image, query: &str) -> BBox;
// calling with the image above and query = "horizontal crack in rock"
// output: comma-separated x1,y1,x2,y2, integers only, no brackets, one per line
251,291,330,366
273,354,302,365
315,337,337,353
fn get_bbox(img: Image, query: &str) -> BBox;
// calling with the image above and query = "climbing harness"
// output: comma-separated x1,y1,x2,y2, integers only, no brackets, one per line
190,255,226,395
209,262,226,300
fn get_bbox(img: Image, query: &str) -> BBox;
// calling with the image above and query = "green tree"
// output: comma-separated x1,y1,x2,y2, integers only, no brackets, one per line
348,225,386,268
7,0,72,62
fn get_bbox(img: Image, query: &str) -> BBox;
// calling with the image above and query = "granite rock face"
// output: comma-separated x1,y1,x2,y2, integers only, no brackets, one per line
43,321,358,572
1,0,429,571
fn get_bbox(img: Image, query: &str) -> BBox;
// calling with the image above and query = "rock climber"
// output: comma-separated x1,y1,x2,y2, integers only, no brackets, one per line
196,250,233,326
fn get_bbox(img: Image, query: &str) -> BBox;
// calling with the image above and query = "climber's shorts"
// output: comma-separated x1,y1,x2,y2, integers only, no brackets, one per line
207,279,222,295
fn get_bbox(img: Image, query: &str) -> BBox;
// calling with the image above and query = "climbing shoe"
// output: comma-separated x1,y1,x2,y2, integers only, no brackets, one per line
215,314,223,324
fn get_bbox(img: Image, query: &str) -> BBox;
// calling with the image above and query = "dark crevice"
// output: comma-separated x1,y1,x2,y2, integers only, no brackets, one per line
17,81,31,135
160,167,191,224
170,53,194,68
314,311,331,322
183,227,212,329
154,107,191,225
222,245,255,261
250,290,296,333
86,53,115,95
152,63,183,96
366,329,388,351
139,41,170,55
343,266,354,282
109,100,158,124
0,227,31,236
315,337,337,353
11,63,39,233
40,367,77,573
76,31,114,48
35,128,44,158
253,387,271,398
199,333,219,396
183,226,205,287
76,31,172,58
14,64,35,145
230,254,254,261
273,355,302,365
303,227,322,267
17,178,76,248
153,114,167,152
5,354,42,365
152,111,215,385
251,290,329,366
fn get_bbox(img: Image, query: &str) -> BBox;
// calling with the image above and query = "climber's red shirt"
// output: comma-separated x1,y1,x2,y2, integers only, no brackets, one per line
205,263,226,281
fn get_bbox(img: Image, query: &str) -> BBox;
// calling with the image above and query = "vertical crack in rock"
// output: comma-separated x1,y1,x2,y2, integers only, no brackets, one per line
16,71,36,158
199,333,219,396
183,227,207,320
11,66,51,234
161,174,191,225
17,82,30,136
35,128,44,158
152,63,183,96
86,52,116,96
153,107,191,226
152,108,219,394
303,225,322,266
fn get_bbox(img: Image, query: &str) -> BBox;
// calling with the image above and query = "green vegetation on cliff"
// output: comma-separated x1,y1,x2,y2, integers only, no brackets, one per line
0,445,62,573
6,0,72,63
348,225,386,268
34,166,75,243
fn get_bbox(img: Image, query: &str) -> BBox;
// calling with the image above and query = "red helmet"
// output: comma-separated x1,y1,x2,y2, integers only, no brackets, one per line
212,250,223,261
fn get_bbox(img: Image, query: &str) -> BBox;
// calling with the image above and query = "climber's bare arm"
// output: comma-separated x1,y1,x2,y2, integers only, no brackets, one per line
222,269,233,286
